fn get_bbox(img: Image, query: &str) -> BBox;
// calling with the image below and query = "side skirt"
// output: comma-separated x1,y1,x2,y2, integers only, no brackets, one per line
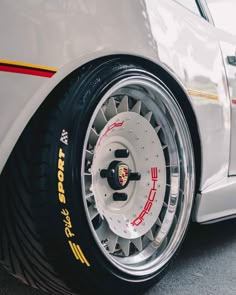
193,176,236,223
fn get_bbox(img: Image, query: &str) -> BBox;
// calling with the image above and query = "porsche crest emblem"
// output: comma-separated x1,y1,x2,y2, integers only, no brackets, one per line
118,164,129,187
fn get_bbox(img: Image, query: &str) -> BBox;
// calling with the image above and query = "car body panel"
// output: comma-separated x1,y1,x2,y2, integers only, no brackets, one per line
194,0,236,223
217,35,236,176
194,177,236,223
144,0,230,191
0,0,235,223
205,0,236,175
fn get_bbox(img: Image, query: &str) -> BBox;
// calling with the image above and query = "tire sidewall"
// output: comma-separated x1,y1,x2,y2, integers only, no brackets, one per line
33,60,191,294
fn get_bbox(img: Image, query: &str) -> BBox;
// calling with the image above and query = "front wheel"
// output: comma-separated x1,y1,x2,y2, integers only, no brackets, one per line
0,59,195,295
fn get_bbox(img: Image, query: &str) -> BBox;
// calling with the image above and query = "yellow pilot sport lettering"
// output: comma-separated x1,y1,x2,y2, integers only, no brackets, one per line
58,148,66,204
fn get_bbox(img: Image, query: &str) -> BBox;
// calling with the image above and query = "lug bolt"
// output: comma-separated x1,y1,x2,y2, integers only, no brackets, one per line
114,149,129,158
113,192,128,201
100,169,115,178
129,172,141,181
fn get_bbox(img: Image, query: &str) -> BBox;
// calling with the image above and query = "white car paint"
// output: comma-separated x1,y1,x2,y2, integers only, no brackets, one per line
0,0,236,223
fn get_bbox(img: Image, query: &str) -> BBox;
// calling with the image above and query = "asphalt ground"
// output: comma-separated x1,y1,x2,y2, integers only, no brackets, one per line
0,219,236,295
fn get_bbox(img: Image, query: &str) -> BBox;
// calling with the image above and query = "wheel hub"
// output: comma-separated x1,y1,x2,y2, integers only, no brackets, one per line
100,159,141,191
91,112,167,239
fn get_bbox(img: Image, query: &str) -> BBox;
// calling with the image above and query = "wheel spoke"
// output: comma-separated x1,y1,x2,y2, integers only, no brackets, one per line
85,194,94,204
155,126,161,134
84,176,93,194
84,172,91,176
104,97,117,119
107,230,118,254
144,111,152,122
94,109,107,133
86,150,94,162
131,101,141,114
117,95,129,113
88,205,99,221
96,219,110,241
89,128,99,146
156,217,162,227
85,192,94,199
132,237,143,252
118,238,130,256
145,229,154,241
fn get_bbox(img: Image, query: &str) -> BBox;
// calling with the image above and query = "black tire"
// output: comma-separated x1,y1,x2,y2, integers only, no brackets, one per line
0,58,195,295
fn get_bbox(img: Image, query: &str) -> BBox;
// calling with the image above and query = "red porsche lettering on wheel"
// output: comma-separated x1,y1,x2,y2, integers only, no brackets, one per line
131,167,158,227
98,121,124,146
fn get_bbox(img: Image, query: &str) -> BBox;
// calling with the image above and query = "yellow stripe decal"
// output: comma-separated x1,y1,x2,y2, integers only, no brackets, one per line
76,244,90,267
187,89,218,101
0,59,58,72
188,89,236,105
68,241,90,267
68,240,80,260
187,89,218,100
188,89,218,100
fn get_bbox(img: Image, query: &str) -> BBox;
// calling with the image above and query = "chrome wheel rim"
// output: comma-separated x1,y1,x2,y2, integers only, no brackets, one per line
81,75,195,276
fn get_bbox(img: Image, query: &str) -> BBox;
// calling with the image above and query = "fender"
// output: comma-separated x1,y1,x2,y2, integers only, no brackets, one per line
0,0,230,194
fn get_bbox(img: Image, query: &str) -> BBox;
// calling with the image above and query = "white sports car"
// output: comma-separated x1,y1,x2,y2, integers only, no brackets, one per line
0,0,235,294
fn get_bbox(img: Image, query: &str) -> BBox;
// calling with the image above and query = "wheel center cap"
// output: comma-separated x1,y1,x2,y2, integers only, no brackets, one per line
100,160,142,191
117,162,129,188
106,161,130,190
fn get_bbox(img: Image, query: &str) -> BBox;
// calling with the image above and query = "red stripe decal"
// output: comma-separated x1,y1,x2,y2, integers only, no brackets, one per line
0,65,55,78
232,100,236,105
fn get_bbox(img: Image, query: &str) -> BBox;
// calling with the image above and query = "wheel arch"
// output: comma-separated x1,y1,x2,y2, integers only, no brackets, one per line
51,54,202,193
130,55,202,193
1,54,202,194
